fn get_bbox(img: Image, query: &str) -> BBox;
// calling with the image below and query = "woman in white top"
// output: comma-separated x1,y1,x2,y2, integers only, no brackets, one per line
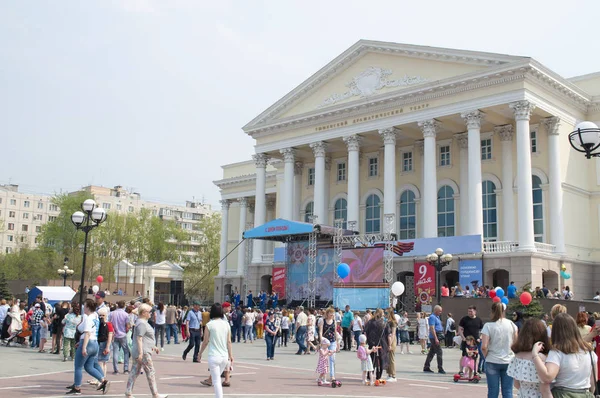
351,311,363,351
280,310,290,347
66,299,110,395
532,313,598,397
153,302,166,350
6,301,25,345
416,312,429,354
199,303,234,398
507,318,552,398
481,302,518,398
242,308,254,343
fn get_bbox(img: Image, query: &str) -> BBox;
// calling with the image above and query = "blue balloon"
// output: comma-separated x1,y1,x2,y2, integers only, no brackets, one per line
501,297,509,305
563,272,571,280
496,288,505,299
337,263,350,279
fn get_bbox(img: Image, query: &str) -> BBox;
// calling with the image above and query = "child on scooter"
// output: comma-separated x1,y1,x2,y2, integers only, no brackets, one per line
357,334,379,386
315,338,334,385
460,335,478,379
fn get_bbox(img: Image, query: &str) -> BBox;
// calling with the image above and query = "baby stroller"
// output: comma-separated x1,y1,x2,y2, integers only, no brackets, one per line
4,316,29,347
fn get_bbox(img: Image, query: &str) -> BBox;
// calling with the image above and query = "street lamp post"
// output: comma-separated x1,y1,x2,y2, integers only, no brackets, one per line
425,248,453,306
71,199,107,306
57,257,74,287
568,121,600,159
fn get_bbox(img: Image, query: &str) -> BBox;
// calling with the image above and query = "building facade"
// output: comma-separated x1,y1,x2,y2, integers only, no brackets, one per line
0,184,212,258
214,40,600,301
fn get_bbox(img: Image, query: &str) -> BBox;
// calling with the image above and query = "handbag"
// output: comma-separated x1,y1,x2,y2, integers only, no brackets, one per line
591,351,600,398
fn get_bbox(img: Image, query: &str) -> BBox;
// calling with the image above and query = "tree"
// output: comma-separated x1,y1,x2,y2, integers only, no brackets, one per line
0,273,11,299
184,213,221,301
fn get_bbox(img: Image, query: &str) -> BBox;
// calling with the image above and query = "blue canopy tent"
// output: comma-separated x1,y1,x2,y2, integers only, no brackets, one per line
242,218,355,241
28,286,76,307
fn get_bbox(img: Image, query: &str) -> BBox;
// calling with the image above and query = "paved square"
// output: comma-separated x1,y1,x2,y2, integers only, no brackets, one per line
0,340,489,397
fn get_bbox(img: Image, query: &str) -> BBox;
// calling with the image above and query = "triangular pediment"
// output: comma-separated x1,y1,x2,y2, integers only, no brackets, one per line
244,40,528,131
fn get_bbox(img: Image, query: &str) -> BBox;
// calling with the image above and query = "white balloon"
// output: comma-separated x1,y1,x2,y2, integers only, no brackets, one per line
495,286,501,291
92,285,99,294
391,281,405,296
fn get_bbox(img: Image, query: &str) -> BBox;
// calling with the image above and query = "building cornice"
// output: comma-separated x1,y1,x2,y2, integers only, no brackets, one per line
213,171,278,189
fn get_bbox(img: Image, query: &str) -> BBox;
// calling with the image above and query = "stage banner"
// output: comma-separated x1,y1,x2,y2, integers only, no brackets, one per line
414,262,435,306
286,242,334,301
459,259,483,292
272,267,286,298
340,247,384,283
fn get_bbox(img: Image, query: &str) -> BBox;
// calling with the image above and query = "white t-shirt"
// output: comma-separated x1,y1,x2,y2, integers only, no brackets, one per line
546,350,596,389
78,313,99,341
352,316,363,332
155,309,166,325
244,312,255,326
481,319,516,364
206,318,230,358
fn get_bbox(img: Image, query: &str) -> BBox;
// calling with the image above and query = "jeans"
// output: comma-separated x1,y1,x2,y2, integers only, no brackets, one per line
31,324,40,348
112,336,130,373
74,340,104,387
353,330,361,348
424,334,444,371
296,326,307,353
265,333,275,359
477,341,485,372
328,341,337,379
154,324,165,348
166,324,179,344
183,329,201,361
244,325,253,342
485,362,513,398
208,356,229,398
232,324,242,342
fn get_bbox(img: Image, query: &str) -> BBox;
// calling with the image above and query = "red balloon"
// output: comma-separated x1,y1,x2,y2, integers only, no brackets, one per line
520,292,532,306
96,275,104,283
492,296,501,303
489,290,497,298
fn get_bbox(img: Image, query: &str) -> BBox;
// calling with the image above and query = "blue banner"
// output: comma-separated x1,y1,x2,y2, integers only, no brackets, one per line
286,242,334,301
333,287,389,311
459,259,483,291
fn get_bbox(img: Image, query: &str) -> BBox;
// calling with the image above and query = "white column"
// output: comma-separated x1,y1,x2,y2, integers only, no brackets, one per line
414,140,424,238
495,125,516,241
380,128,398,217
293,162,303,221
544,117,566,253
324,158,331,225
344,135,361,231
310,141,327,223
462,110,485,238
237,198,248,274
510,100,536,252
280,148,295,220
219,199,230,276
252,154,268,262
455,133,469,235
149,276,155,301
418,119,440,238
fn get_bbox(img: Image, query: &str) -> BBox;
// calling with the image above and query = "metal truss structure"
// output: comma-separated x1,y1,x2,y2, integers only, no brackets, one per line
307,215,318,308
333,219,345,283
243,221,254,301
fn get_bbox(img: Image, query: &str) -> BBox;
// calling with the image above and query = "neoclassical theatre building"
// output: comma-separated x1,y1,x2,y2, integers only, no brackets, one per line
213,40,600,302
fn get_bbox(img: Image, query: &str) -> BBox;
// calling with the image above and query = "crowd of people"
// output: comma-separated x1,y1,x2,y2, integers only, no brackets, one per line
2,291,600,397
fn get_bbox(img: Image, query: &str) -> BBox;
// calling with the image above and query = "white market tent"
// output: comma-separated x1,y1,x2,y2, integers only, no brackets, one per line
27,286,76,306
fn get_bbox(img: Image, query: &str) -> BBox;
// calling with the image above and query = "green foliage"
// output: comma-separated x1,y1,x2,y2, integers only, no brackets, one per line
0,193,193,284
0,273,11,299
183,212,221,301
506,296,545,319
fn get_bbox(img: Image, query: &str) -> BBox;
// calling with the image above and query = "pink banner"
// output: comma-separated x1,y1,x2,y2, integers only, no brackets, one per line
272,267,286,298
414,262,435,305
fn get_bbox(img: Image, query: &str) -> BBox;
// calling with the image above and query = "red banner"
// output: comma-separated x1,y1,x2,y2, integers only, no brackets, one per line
414,262,435,306
272,267,286,298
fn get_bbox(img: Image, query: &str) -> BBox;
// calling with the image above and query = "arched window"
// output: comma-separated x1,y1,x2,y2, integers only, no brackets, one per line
304,202,314,223
437,186,455,237
532,176,544,242
334,198,347,229
482,181,497,242
399,190,416,239
365,194,381,233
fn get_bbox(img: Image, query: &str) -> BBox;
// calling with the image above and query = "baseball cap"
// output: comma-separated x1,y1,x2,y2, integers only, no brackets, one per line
222,302,231,308
34,303,40,308
268,311,274,316
95,291,105,299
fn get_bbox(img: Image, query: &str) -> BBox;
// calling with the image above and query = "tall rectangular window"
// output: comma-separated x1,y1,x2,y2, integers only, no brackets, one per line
102,203,111,210
10,199,16,206
481,138,492,160
337,162,346,182
37,202,43,209
402,152,413,172
7,223,14,230
23,200,30,208
308,168,315,186
23,213,29,219
49,204,58,211
9,211,15,218
439,145,451,166
22,225,28,232
531,130,537,153
368,157,378,177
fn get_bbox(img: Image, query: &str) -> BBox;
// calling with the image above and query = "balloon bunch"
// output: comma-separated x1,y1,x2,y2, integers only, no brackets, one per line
560,264,571,279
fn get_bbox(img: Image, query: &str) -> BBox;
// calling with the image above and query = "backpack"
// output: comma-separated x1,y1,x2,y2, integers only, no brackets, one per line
357,346,368,360
97,317,108,343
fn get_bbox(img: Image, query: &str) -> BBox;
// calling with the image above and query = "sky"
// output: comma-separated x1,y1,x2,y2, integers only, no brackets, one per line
1,0,598,209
